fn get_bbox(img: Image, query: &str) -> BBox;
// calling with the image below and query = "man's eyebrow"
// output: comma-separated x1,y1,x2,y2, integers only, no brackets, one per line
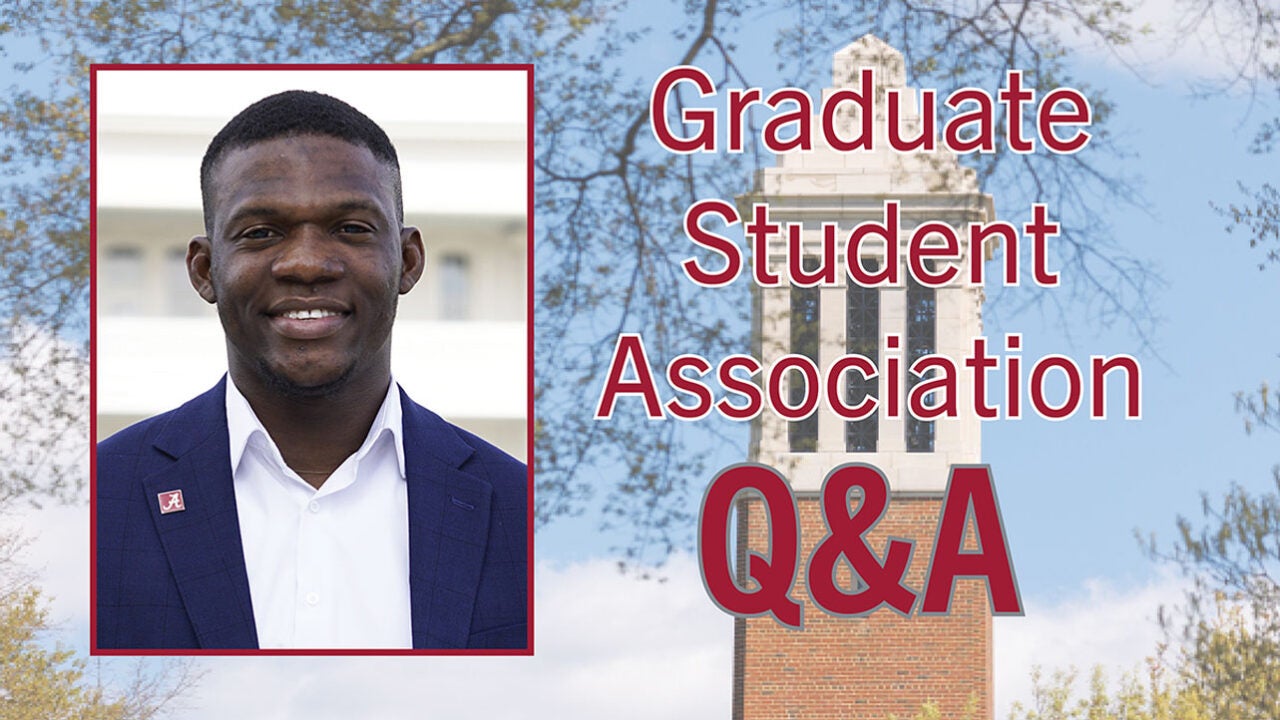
222,205,285,227
220,199,392,230
328,198,392,217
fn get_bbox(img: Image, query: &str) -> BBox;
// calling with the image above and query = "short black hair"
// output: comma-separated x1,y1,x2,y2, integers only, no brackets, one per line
199,90,403,233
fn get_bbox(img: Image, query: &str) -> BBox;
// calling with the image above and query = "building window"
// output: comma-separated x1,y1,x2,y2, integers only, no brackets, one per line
439,253,470,320
165,247,207,316
789,256,820,452
102,246,144,315
845,258,879,452
906,272,936,452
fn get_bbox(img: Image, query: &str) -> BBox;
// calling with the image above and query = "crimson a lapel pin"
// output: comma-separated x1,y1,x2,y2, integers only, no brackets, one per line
157,489,186,514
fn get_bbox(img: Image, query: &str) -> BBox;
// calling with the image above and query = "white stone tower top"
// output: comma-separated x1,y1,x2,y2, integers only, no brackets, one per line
754,34,984,198
833,34,906,89
745,37,995,493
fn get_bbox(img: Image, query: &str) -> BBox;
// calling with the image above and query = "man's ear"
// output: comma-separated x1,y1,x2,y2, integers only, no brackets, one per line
187,236,218,304
399,226,425,294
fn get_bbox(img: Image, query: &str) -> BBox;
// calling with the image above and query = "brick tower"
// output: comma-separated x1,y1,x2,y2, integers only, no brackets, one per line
735,36,997,720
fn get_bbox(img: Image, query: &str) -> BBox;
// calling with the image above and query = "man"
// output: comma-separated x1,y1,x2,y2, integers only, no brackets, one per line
95,90,528,651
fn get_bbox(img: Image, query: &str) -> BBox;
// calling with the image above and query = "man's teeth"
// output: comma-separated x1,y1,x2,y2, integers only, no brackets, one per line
282,309,341,320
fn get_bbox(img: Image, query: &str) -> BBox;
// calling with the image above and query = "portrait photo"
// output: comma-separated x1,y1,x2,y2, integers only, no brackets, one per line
91,66,531,653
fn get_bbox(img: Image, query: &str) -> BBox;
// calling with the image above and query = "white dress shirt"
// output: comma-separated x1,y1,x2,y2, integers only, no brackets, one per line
226,378,412,649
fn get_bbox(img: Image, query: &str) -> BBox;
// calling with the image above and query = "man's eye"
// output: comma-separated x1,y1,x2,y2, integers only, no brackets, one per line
338,223,374,237
239,227,277,242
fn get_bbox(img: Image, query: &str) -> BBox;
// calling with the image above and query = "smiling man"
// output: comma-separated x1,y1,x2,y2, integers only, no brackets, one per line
95,90,529,651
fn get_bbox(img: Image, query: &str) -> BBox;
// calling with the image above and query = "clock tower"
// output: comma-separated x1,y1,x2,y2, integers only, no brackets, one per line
735,35,999,720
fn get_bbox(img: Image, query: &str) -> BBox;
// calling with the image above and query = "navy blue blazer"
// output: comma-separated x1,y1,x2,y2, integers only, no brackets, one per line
95,378,528,650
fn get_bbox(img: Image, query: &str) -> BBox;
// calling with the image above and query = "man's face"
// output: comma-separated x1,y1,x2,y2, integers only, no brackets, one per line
189,134,424,397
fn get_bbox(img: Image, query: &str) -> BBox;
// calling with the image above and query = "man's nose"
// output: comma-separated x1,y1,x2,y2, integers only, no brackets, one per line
271,226,343,284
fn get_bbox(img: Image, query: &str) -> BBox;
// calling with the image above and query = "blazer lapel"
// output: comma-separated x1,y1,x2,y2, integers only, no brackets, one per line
143,379,258,649
401,389,493,649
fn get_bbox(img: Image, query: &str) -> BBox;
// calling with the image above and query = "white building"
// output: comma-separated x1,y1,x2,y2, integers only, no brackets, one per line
94,69,528,460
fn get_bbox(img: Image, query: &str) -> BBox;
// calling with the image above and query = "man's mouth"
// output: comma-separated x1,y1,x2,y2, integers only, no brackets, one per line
267,303,351,340
280,309,344,320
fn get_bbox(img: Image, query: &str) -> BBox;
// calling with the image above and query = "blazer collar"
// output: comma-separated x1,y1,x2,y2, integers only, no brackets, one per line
143,377,259,648
399,388,495,650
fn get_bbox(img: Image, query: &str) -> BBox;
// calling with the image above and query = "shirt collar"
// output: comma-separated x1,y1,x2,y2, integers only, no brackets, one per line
225,375,406,481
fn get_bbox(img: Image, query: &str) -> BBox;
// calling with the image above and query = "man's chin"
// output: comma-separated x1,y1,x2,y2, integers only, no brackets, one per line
256,361,356,400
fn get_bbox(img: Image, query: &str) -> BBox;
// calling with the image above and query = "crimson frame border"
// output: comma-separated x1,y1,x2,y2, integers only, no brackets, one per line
88,62,536,657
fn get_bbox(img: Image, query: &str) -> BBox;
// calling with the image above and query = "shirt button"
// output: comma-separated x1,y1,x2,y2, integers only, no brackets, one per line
305,592,319,606
309,501,320,513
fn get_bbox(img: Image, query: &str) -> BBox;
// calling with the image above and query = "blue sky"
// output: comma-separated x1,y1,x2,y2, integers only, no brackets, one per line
989,57,1278,596
534,1,1280,594
537,3,1280,710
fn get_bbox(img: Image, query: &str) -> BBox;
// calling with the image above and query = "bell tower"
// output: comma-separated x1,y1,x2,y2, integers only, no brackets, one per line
735,35,997,720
